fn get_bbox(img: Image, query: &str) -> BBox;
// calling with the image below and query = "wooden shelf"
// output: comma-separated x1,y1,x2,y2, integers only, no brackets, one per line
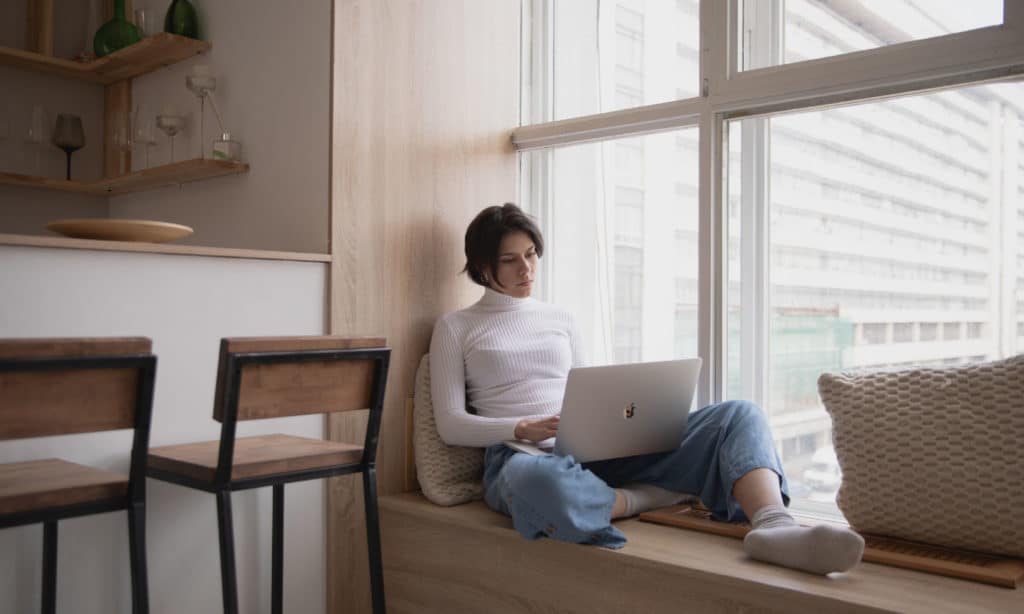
0,159,250,197
0,233,331,263
0,33,210,85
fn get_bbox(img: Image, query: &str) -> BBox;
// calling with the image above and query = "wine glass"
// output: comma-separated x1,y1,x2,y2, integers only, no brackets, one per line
111,110,133,174
0,105,9,141
134,9,156,37
0,105,8,172
24,105,48,174
52,114,85,181
186,65,216,158
133,106,157,169
156,108,185,164
75,0,101,62
0,104,9,145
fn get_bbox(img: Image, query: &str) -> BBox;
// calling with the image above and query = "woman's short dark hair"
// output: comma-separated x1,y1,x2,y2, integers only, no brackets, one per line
463,203,544,288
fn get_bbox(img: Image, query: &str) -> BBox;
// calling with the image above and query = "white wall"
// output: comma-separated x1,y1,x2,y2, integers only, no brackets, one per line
0,245,328,614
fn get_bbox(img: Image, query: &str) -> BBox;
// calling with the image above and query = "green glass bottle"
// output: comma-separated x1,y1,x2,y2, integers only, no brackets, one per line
164,0,200,40
93,0,141,57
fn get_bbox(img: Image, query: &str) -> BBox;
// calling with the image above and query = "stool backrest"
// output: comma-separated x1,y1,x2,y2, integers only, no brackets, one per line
0,337,155,441
213,336,388,422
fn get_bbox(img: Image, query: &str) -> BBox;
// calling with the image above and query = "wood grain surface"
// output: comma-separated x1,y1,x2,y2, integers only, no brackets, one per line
46,219,194,243
212,336,385,422
381,493,1024,614
0,337,149,359
326,1,520,611
0,337,151,440
0,459,127,515
25,0,54,56
0,233,331,262
641,504,1024,588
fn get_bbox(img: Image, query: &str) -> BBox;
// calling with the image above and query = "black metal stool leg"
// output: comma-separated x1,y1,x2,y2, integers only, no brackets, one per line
216,491,239,614
272,484,284,614
362,468,386,614
127,502,149,614
42,521,57,614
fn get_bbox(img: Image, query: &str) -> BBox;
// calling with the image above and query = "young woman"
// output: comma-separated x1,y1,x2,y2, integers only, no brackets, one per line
429,203,864,575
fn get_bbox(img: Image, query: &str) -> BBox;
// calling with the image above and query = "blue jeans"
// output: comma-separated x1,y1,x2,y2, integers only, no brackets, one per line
482,400,790,549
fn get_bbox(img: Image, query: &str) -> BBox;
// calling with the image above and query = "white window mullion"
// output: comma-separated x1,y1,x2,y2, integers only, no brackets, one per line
739,117,771,409
998,100,1021,358
739,0,784,72
512,97,703,151
520,0,555,300
699,0,730,407
521,0,553,128
736,0,780,409
698,108,724,407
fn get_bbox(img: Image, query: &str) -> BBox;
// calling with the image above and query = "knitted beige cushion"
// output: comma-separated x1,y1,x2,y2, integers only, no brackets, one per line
412,354,484,506
818,354,1024,557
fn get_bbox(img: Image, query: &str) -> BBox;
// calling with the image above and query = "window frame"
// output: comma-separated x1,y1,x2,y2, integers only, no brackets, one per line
513,0,1024,409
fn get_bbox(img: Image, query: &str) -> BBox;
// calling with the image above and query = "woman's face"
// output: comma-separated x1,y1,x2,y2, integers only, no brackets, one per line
488,231,538,298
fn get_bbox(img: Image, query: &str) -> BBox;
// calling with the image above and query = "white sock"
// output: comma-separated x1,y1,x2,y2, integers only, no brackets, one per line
743,504,865,575
618,483,691,517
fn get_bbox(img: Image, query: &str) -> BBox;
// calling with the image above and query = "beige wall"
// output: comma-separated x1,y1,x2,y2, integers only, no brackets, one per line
327,0,521,611
1,0,331,254
0,0,107,228
112,0,332,253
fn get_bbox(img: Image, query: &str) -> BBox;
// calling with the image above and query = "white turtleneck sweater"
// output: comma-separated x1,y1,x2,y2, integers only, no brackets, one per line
429,288,585,447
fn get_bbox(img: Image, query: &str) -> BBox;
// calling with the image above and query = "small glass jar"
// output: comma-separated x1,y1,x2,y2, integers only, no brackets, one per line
212,132,241,162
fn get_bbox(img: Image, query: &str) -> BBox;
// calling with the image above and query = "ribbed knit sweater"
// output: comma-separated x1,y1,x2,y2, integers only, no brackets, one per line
428,288,585,447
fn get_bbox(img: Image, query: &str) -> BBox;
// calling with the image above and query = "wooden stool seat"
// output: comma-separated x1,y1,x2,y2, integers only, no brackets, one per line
0,459,129,516
148,434,364,483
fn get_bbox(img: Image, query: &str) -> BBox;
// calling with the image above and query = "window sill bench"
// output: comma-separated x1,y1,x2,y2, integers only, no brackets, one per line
380,492,1023,613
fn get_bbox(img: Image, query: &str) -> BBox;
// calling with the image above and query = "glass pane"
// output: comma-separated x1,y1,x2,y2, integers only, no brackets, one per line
524,128,700,371
546,0,701,122
727,80,1024,518
739,0,1003,71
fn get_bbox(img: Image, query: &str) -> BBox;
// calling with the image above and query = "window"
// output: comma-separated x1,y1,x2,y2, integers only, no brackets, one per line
920,322,939,342
521,128,700,367
531,0,701,122
738,0,1004,72
726,81,1024,516
893,323,913,343
519,1,1024,521
861,323,887,345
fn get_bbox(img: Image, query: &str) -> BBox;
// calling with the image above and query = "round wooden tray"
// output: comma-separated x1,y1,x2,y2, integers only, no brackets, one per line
47,218,194,243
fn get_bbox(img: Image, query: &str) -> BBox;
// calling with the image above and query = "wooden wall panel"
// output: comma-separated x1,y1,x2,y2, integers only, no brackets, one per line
327,1,520,612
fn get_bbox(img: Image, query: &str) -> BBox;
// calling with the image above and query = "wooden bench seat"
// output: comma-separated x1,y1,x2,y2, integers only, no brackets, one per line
380,492,1024,614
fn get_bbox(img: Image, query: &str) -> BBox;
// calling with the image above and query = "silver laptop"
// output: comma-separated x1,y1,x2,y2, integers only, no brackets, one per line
504,358,702,463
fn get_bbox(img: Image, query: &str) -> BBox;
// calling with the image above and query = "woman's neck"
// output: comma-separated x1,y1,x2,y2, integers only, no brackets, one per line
477,287,535,309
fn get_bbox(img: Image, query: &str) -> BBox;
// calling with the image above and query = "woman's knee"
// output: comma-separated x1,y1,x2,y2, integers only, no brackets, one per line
500,455,614,538
705,399,771,433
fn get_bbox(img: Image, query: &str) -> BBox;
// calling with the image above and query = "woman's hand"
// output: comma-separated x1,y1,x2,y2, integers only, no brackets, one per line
514,415,560,442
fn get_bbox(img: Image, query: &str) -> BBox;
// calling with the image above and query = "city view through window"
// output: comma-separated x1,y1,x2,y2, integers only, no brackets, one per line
529,0,1023,517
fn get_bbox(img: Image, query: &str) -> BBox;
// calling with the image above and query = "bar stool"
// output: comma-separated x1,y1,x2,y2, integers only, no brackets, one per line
146,336,390,614
0,337,156,614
